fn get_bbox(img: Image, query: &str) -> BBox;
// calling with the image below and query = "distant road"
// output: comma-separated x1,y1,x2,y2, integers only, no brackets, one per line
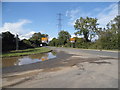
49,47,118,58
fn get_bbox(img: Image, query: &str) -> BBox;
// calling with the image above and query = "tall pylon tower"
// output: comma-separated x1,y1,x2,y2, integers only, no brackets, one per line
57,13,62,33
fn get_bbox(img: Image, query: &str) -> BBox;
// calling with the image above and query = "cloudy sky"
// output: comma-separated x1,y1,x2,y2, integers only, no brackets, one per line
1,2,118,40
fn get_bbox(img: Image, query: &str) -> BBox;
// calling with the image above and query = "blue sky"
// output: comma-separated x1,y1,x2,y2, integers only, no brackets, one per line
1,2,118,40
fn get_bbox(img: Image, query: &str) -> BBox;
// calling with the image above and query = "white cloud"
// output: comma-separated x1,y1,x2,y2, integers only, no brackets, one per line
0,19,31,34
66,3,118,41
0,19,36,40
19,31,35,40
66,9,80,20
66,9,81,26
66,3,118,28
97,3,118,28
48,37,54,41
66,8,91,26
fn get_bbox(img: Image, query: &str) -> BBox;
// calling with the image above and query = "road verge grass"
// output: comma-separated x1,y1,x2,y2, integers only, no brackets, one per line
2,47,52,58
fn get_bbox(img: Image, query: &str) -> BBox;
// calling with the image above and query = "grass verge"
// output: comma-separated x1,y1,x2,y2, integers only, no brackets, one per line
2,47,52,58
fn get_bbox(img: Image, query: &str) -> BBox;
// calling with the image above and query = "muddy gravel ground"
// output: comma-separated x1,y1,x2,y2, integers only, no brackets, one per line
2,48,118,88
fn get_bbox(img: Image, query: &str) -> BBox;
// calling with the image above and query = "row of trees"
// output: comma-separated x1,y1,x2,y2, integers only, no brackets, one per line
95,16,119,50
49,16,119,50
49,31,71,47
2,15,119,52
2,32,48,52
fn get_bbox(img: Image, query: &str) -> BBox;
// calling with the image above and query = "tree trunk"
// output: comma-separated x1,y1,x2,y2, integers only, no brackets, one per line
84,33,90,42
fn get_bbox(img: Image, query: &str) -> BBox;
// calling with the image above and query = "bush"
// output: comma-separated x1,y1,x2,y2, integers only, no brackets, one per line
2,31,16,52
19,39,34,49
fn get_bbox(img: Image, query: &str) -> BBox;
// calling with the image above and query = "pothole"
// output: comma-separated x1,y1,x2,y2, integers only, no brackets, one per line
89,61,111,64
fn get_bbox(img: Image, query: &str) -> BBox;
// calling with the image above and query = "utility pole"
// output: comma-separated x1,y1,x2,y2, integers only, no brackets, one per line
16,34,19,50
57,13,62,33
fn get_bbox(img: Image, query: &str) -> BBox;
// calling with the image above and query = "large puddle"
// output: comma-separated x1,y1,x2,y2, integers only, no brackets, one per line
2,51,56,68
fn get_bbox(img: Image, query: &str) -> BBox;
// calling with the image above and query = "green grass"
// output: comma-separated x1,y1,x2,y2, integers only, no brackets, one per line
2,47,52,58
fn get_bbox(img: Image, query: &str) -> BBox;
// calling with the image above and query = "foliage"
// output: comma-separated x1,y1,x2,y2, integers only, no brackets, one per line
2,31,16,52
29,32,48,47
74,17,99,42
49,38,59,47
58,30,71,45
2,31,49,52
74,38,85,48
92,15,119,50
2,16,119,52
49,31,71,47
19,39,34,49
49,16,119,50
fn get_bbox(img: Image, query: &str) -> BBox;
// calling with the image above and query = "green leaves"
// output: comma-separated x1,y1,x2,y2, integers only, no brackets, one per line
74,17,99,42
58,30,71,45
49,30,71,47
29,32,48,47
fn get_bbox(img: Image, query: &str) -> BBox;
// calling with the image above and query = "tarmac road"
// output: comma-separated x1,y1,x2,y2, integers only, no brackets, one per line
49,47,118,58
2,47,118,88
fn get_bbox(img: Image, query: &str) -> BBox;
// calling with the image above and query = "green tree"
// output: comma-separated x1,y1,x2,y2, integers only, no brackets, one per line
19,39,34,49
74,17,99,42
49,38,59,46
106,15,119,34
95,16,119,50
2,31,16,52
58,30,71,45
29,32,48,47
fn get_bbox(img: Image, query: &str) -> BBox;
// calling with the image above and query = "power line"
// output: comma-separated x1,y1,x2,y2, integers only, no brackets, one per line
57,13,62,33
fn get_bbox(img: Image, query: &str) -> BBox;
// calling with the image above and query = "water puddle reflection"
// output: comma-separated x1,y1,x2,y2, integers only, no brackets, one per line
2,51,56,68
